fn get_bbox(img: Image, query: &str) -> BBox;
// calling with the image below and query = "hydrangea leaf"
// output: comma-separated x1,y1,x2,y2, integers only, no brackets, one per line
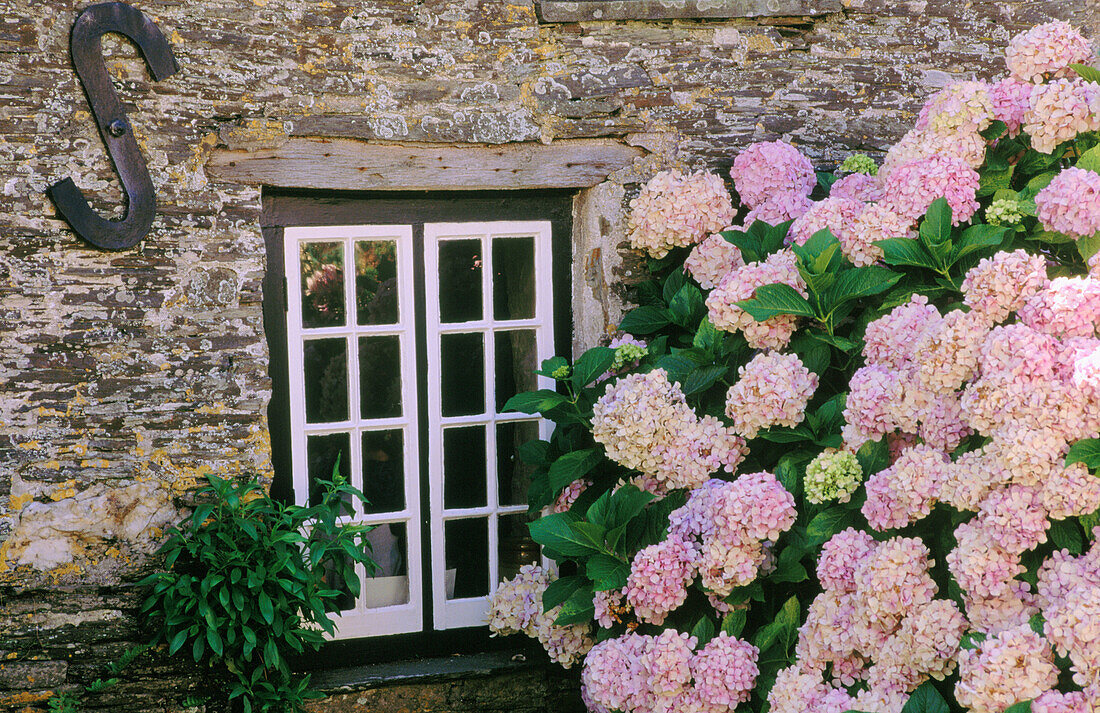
553,585,597,625
721,609,747,637
950,225,1008,264
680,364,729,396
737,283,816,320
619,305,674,334
1065,437,1100,469
1070,63,1100,83
806,506,849,546
918,197,953,248
1002,702,1033,713
1077,231,1100,262
586,554,629,591
571,347,616,388
901,682,950,713
875,237,940,271
529,512,602,558
502,389,569,415
826,266,902,306
1077,144,1100,175
668,283,705,327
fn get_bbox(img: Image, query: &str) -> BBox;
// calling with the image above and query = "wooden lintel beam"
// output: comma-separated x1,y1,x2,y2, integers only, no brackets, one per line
205,138,646,191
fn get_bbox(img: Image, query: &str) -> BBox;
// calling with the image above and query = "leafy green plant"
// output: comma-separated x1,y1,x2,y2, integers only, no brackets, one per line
139,472,376,713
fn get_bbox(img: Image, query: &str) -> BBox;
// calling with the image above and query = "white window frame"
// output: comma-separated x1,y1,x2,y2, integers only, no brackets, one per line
283,224,423,639
424,221,556,630
283,219,557,638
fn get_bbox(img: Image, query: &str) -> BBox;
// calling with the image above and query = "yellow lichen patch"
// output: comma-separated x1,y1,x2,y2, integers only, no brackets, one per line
79,459,110,468
0,691,54,706
8,493,33,512
16,440,39,450
49,480,77,501
745,33,779,53
46,563,85,583
195,403,226,415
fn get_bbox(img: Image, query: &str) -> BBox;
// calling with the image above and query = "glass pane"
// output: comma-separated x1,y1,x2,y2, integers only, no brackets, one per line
306,432,350,506
445,518,489,599
363,522,410,608
497,421,539,507
441,332,485,416
444,426,487,509
299,242,346,328
439,239,483,323
492,236,536,320
494,330,538,412
304,338,348,423
499,513,539,583
362,430,405,514
355,240,399,325
358,336,402,419
323,552,358,612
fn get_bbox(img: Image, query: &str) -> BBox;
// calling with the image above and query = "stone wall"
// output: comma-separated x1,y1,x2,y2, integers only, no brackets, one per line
0,0,1093,710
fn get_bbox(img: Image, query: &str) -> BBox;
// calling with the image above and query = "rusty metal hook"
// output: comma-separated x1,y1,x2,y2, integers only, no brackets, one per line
47,2,179,250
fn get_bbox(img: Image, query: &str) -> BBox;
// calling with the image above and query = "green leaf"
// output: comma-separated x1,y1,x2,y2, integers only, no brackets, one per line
669,284,705,327
737,283,816,321
680,364,729,396
690,615,717,646
919,198,953,247
721,608,747,637
692,317,723,353
1002,703,1033,713
1049,519,1084,555
950,224,1008,263
959,631,986,650
856,438,890,477
528,513,603,558
756,425,815,443
542,575,588,610
1078,231,1100,263
753,595,799,653
517,439,553,467
549,448,603,492
1070,63,1100,83
206,627,223,657
901,682,950,713
1078,144,1100,175
876,238,940,270
619,306,673,334
825,266,902,306
1066,438,1100,469
770,546,809,584
722,227,762,264
980,119,1008,141
168,629,190,656
537,355,569,378
596,484,654,531
553,586,596,626
572,347,616,388
662,268,686,305
978,164,1014,197
586,554,630,591
807,506,849,546
257,590,274,625
502,389,568,415
807,331,859,352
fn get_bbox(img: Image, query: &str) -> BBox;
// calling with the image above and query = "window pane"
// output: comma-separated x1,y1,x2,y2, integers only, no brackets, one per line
355,240,399,325
307,432,350,506
362,430,405,514
300,242,346,328
441,332,484,416
445,518,489,599
304,338,348,423
499,513,539,583
497,420,539,507
492,236,535,320
494,330,538,412
438,239,483,323
443,426,487,509
363,522,410,608
323,551,358,612
358,336,402,419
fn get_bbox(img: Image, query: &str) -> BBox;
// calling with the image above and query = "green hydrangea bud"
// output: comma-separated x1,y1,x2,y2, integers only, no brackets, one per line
551,365,571,380
611,343,648,372
985,199,1025,227
839,154,879,176
804,449,863,504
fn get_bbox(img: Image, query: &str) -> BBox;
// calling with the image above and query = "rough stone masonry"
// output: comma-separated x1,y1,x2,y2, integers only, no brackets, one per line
0,0,1095,711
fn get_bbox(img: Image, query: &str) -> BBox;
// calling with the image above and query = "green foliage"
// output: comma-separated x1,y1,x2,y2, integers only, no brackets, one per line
139,472,377,713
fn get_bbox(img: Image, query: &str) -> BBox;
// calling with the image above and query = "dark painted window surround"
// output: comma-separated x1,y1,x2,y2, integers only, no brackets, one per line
261,189,574,680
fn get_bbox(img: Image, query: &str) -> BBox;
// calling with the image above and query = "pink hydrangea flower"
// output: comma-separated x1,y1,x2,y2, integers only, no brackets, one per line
730,140,816,208
880,128,988,179
853,536,938,625
915,81,994,135
829,173,884,203
706,249,809,349
1006,21,1094,83
743,191,815,226
1018,276,1100,340
962,249,1049,323
693,633,760,708
684,233,744,289
1024,79,1100,154
627,170,737,258
626,535,697,625
991,76,1036,135
861,445,950,530
725,351,818,439
881,154,981,226
845,204,910,267
787,196,866,246
842,364,906,450
955,625,1059,713
863,294,944,370
1035,167,1100,238
553,478,590,513
817,528,879,593
1032,690,1091,713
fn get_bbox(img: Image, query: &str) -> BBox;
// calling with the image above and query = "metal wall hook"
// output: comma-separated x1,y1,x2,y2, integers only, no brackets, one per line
47,2,179,251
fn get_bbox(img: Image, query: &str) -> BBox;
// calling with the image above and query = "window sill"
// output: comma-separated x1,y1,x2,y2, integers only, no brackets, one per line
307,650,542,693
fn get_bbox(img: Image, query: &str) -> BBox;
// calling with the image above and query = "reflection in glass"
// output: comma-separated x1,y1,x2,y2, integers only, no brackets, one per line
306,432,350,507
445,518,488,599
441,332,484,416
355,240,399,325
361,430,405,514
492,236,536,320
299,242,346,328
439,239,483,323
443,426,487,509
494,330,538,412
358,336,402,419
497,421,539,507
498,513,539,583
363,522,410,608
304,338,348,423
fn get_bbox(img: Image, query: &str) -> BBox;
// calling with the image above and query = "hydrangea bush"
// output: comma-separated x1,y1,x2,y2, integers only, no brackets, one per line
490,21,1100,713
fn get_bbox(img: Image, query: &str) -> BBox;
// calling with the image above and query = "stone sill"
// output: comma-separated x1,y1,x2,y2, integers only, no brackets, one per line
536,0,842,22
307,651,539,693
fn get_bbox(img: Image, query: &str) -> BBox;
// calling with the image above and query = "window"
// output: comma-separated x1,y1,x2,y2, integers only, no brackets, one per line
263,191,572,650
